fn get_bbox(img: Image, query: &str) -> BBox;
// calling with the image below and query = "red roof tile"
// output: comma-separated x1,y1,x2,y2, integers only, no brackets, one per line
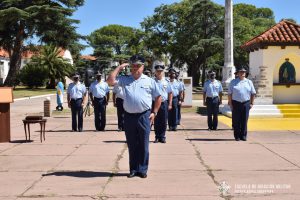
0,47,66,59
241,20,300,52
80,55,97,61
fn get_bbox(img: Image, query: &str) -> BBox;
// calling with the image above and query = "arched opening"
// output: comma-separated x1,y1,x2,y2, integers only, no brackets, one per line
279,59,296,83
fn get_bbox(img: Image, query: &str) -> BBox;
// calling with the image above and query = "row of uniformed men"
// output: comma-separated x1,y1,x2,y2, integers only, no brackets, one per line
67,65,185,136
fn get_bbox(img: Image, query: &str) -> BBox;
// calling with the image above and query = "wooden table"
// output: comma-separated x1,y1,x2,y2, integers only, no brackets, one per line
22,119,47,142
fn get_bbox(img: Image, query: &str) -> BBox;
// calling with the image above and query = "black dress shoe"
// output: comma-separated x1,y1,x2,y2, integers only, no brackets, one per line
235,138,240,141
241,137,247,141
138,173,147,178
127,172,136,178
154,138,159,143
160,138,166,143
78,129,83,132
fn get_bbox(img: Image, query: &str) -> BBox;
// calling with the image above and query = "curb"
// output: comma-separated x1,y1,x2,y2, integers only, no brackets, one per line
14,93,57,101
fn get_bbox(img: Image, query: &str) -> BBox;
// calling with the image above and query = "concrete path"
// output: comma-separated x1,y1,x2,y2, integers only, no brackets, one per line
0,96,299,200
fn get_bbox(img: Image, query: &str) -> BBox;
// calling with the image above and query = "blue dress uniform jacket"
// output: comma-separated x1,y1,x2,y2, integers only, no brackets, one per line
203,79,223,130
67,82,87,131
89,80,110,131
228,78,256,140
203,80,223,97
117,74,161,113
115,74,161,175
89,80,110,98
228,78,256,102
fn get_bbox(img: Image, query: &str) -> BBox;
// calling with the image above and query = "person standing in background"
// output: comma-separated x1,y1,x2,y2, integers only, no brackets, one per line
228,66,256,141
89,71,110,131
113,83,125,132
153,63,172,143
67,73,87,132
203,70,223,131
176,72,185,125
56,80,64,111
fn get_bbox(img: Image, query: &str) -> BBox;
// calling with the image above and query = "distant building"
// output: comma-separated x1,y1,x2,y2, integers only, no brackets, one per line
0,47,73,85
241,20,300,104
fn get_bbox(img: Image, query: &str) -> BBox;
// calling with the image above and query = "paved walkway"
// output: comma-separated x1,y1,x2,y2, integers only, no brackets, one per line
0,96,299,200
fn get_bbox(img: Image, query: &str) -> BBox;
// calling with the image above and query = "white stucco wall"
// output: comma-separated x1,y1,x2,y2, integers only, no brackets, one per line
0,58,10,84
63,49,73,65
249,46,300,104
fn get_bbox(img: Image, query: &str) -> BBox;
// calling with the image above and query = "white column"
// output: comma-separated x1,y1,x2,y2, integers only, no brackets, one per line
222,0,235,87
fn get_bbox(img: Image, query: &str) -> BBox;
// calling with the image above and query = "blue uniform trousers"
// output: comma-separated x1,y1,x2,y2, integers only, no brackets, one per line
154,101,168,139
124,110,151,174
177,96,181,125
93,97,106,131
168,97,178,130
206,97,220,130
116,97,124,130
70,98,83,131
232,100,250,139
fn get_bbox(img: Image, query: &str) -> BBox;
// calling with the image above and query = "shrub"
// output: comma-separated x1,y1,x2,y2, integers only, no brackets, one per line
19,64,48,88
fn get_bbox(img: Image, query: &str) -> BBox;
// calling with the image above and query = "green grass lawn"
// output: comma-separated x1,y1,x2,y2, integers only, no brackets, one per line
13,87,56,99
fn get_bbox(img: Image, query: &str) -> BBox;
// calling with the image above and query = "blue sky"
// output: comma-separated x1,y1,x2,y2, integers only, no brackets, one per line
73,0,300,55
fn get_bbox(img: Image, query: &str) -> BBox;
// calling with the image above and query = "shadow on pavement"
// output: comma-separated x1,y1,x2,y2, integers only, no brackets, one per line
186,138,235,141
42,171,128,178
10,140,34,143
181,128,232,131
103,140,126,143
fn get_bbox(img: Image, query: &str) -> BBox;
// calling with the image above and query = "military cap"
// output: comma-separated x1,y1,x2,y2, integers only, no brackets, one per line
155,65,165,71
168,68,176,73
129,55,145,65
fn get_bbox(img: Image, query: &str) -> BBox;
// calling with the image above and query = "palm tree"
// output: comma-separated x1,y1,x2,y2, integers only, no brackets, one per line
30,45,75,88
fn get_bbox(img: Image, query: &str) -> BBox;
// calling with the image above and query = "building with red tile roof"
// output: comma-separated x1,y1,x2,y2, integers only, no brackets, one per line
241,20,300,52
242,20,300,105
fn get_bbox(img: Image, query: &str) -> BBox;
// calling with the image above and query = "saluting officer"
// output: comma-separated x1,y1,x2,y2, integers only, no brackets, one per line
203,70,223,130
107,55,162,179
167,68,183,131
228,66,256,141
153,63,173,143
89,71,110,131
67,73,87,132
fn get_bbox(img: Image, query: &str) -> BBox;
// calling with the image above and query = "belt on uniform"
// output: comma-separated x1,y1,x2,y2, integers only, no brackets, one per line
124,109,150,116
206,96,218,99
71,98,82,101
233,100,250,104
94,97,104,99
172,96,178,99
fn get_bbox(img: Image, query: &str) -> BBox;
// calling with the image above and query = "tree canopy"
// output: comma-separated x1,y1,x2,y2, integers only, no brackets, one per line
142,0,275,86
0,0,84,86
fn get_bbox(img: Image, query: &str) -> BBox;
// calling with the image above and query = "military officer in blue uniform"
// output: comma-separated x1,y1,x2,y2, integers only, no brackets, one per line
89,71,110,131
228,66,256,141
176,72,185,125
203,70,223,130
67,73,87,132
153,63,173,143
113,83,124,131
167,68,183,131
107,55,162,178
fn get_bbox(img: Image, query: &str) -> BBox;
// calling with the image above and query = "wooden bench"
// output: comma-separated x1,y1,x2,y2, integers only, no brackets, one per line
22,116,47,142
